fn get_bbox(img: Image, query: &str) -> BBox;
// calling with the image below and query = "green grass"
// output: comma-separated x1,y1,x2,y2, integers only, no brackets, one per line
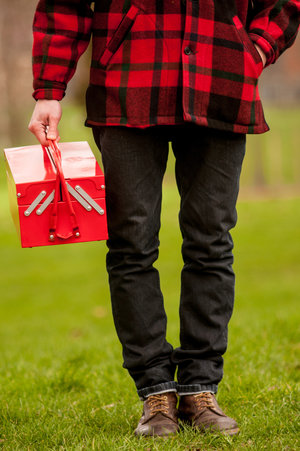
242,107,300,189
0,168,299,449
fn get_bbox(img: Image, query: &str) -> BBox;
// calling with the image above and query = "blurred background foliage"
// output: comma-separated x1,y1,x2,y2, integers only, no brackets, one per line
0,0,299,192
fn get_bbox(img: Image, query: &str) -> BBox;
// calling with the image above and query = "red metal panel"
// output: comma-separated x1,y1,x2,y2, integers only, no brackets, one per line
18,199,108,248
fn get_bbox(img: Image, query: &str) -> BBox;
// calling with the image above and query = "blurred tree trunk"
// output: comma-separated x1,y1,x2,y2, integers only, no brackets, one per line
0,0,91,149
0,0,36,147
0,13,12,146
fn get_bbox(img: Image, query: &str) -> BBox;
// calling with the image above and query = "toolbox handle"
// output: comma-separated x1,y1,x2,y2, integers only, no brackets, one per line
43,140,80,241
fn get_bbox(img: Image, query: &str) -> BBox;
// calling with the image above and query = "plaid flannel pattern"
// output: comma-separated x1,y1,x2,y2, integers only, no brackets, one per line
33,0,300,134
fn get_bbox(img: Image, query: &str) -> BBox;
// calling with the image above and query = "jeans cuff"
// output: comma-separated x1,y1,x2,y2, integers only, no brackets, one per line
137,381,177,400
177,384,218,396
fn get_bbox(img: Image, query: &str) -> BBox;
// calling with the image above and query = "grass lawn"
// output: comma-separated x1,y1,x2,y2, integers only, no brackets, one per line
0,159,299,450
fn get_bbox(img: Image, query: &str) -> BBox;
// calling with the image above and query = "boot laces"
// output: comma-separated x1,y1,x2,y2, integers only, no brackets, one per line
147,394,170,416
194,392,215,410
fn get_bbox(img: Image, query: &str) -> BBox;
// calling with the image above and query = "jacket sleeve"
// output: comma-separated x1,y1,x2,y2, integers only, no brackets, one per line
248,0,300,66
32,0,93,100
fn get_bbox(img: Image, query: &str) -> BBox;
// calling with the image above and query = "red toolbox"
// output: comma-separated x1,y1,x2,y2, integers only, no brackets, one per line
4,141,108,248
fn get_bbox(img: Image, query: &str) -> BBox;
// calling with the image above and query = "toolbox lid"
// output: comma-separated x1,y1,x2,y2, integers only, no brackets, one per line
4,141,102,184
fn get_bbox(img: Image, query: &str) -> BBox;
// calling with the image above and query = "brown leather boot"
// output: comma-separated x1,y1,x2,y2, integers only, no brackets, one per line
179,392,239,435
134,392,179,437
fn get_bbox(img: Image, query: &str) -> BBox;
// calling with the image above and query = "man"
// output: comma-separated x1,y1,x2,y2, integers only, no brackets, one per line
29,0,299,438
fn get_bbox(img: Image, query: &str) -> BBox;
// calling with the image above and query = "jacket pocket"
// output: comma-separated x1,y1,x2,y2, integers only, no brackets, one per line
99,5,140,67
232,15,263,76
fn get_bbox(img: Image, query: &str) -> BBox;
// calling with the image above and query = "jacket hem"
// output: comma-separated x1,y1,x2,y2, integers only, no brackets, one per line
85,116,270,135
85,117,186,128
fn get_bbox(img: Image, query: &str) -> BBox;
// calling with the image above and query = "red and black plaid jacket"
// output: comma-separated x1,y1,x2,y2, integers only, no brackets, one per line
32,0,300,134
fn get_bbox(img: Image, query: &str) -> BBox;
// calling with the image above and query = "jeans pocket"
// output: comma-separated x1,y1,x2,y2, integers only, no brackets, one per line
99,5,141,68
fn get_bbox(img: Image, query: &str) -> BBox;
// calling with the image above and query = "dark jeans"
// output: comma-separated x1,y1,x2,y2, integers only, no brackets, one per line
93,124,246,399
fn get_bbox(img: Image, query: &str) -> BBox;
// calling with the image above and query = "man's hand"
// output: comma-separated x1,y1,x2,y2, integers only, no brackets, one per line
254,44,267,68
28,99,62,146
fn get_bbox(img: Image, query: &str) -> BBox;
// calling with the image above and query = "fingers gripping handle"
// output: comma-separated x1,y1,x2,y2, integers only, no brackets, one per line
43,140,80,241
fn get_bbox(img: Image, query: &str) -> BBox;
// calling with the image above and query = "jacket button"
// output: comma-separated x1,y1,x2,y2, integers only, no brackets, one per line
184,46,192,55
